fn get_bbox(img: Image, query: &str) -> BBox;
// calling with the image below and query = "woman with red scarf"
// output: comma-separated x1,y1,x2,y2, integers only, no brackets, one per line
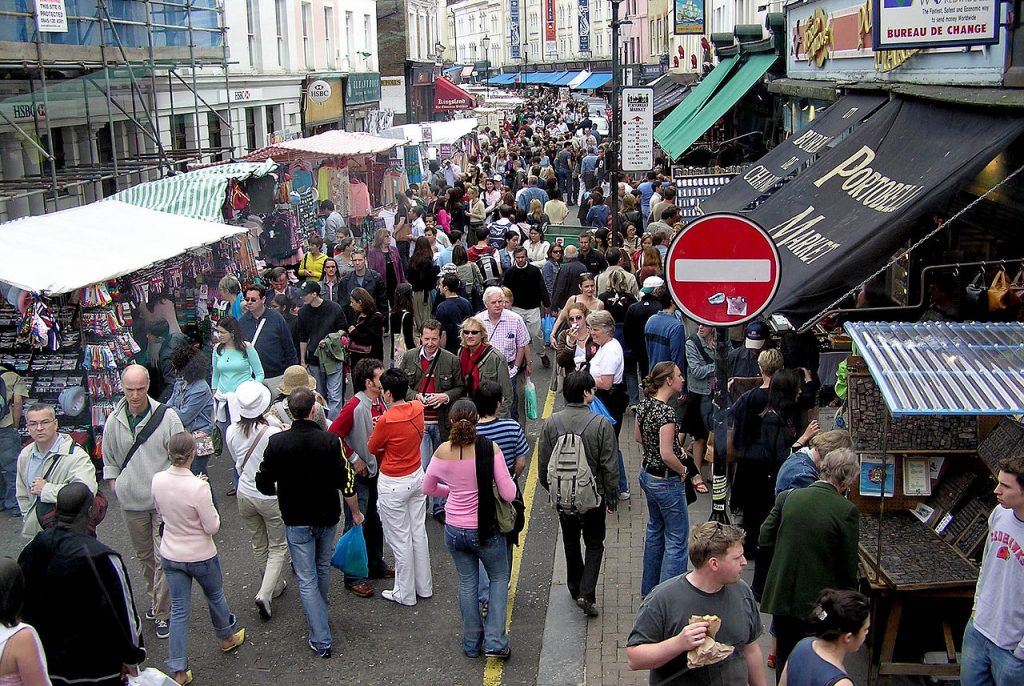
457,318,513,415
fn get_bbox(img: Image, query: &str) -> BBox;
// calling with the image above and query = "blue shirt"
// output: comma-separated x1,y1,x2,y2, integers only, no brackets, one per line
27,439,59,485
239,308,298,378
516,186,549,213
435,246,454,267
644,312,686,372
477,417,530,474
775,449,819,495
580,155,598,175
638,181,656,211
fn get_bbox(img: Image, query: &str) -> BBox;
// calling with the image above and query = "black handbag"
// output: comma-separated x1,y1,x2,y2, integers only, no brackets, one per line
964,268,989,318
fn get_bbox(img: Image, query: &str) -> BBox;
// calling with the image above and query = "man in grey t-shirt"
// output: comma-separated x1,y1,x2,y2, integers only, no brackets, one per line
626,523,766,686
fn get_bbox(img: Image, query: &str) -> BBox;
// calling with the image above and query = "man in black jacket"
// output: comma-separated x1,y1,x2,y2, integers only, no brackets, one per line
623,276,665,405
339,249,389,323
551,245,590,311
256,387,363,659
19,482,146,685
503,247,552,367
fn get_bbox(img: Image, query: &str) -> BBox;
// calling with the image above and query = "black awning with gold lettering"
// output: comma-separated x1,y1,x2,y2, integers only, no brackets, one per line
745,96,1024,324
701,92,887,214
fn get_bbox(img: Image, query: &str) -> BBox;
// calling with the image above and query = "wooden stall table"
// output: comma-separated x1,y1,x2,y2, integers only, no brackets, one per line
858,512,978,682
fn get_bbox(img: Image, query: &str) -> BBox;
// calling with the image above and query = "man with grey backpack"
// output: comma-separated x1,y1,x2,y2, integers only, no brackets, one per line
539,370,619,618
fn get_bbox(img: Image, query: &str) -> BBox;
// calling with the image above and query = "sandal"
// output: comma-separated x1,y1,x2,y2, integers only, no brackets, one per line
175,670,193,686
691,475,710,494
221,627,245,653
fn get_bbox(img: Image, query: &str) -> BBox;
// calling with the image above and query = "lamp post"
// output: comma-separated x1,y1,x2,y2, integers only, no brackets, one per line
609,0,624,246
522,44,529,90
481,34,491,96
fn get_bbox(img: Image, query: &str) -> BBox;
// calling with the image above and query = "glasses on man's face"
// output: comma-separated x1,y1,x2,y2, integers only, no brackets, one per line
244,297,260,302
463,329,482,336
27,419,55,429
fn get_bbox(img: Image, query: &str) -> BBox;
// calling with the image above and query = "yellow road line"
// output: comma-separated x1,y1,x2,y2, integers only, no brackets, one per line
483,388,557,686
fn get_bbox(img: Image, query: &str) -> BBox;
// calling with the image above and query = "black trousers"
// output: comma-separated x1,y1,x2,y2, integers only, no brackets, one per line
737,459,779,559
344,473,387,579
773,614,815,683
558,507,607,603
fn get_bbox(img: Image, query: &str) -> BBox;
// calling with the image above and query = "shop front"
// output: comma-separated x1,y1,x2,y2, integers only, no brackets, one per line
343,72,382,133
406,62,439,124
302,75,344,134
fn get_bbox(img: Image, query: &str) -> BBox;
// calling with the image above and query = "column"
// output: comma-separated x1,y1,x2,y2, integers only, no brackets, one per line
76,126,101,204
1,133,29,220
22,139,45,216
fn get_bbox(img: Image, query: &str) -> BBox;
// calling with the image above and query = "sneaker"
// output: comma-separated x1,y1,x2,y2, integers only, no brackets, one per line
620,491,631,501
256,596,271,620
576,598,599,617
155,620,169,639
540,353,551,369
484,647,511,660
381,589,415,606
272,579,288,599
432,511,446,525
309,640,331,659
345,582,374,598
145,608,156,621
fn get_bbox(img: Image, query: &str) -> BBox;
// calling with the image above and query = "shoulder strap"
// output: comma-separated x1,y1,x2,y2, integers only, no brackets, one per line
121,404,169,472
419,352,443,393
239,425,269,474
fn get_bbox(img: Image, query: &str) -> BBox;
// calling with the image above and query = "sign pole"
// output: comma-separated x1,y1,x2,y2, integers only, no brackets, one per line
710,328,731,523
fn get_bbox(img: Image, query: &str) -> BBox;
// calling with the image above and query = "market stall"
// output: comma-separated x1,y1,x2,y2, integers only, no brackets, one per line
241,129,408,250
0,201,254,456
841,321,1024,681
380,118,479,187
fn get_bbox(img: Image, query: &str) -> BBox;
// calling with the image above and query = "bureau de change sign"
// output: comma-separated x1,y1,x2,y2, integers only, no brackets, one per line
873,0,1001,50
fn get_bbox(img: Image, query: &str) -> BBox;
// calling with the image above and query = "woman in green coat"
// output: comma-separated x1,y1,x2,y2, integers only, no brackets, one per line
456,318,513,418
759,447,860,681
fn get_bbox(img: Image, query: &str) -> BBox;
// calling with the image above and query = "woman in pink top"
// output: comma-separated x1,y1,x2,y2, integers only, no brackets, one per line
423,399,516,660
152,433,245,685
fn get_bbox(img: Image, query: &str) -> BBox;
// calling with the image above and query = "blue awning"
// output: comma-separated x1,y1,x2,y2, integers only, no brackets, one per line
551,70,583,86
571,73,613,90
538,71,569,85
488,72,520,85
442,66,461,76
844,321,1024,415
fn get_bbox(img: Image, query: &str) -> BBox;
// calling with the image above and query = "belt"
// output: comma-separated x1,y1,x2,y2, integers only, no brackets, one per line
643,464,681,479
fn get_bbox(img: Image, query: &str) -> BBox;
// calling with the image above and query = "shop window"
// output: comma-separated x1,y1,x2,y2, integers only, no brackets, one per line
246,0,258,67
172,114,188,152
325,7,335,68
275,0,286,66
207,111,224,161
245,108,257,152
301,2,313,69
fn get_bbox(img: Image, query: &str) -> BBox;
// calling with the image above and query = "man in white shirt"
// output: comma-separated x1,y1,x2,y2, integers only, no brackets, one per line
410,207,427,242
476,287,530,424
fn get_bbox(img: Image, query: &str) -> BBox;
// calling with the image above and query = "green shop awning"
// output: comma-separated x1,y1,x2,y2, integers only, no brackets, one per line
654,56,740,158
661,53,776,160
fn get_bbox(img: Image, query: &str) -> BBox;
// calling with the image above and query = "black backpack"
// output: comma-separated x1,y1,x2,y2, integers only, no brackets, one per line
478,255,501,287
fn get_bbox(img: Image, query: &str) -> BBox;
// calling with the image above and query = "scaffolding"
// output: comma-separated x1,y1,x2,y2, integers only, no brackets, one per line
0,0,236,217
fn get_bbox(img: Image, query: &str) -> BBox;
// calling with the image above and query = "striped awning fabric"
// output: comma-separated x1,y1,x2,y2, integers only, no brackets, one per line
110,160,277,223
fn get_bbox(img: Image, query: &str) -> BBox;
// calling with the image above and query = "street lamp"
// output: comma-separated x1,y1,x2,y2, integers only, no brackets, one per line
434,40,446,66
481,34,491,93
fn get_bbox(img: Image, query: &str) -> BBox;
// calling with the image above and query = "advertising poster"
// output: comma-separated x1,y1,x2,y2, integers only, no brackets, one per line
674,0,705,35
873,0,1000,50
579,0,590,53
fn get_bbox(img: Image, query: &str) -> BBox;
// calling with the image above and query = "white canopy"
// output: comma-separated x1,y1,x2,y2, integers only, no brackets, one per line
567,70,591,88
0,201,245,295
380,118,478,146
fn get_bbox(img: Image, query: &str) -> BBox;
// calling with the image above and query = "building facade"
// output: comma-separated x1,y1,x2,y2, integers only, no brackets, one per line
377,0,444,124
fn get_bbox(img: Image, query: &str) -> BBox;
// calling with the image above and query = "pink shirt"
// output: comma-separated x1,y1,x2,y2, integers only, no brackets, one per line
152,466,220,563
422,445,516,529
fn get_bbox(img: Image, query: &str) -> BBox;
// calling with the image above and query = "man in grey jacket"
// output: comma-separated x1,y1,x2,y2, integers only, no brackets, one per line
328,358,390,598
16,403,97,540
538,371,619,619
102,364,184,639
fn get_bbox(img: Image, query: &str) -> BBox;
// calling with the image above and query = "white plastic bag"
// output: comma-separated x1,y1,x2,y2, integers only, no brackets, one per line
127,668,177,686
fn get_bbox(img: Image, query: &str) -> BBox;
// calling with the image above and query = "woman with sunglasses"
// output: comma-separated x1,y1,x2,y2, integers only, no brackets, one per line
457,318,513,407
549,273,604,349
555,303,598,373
542,243,563,302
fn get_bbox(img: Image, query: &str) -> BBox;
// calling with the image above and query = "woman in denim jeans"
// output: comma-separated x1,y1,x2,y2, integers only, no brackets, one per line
423,399,517,660
634,361,691,598
152,432,245,684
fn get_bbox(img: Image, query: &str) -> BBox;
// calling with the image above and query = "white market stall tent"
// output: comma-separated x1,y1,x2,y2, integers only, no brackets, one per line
0,200,245,295
380,118,478,146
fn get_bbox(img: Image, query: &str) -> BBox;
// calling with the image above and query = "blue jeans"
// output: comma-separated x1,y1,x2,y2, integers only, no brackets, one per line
445,524,510,656
618,450,629,495
286,524,336,650
161,556,237,674
419,423,444,514
624,358,640,406
557,169,571,198
962,619,1024,686
0,426,21,511
638,469,689,597
309,363,343,419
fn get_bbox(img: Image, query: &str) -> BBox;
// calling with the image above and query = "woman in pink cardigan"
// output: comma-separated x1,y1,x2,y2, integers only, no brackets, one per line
152,433,246,685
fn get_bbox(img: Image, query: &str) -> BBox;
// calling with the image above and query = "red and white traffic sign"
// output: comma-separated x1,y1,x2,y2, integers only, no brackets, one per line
665,213,781,327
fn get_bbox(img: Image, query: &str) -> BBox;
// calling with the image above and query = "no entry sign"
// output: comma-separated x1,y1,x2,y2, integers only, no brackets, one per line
665,213,781,327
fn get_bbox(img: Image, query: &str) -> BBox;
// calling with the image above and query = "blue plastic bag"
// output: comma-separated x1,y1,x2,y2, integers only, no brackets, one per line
330,525,368,578
589,395,616,425
540,314,555,342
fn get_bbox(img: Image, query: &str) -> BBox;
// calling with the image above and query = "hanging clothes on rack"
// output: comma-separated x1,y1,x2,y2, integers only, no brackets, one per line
290,160,315,192
380,167,409,206
349,177,372,221
327,165,350,217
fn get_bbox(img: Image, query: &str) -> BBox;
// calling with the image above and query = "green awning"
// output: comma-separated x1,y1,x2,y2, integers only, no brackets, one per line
655,53,775,160
653,55,739,158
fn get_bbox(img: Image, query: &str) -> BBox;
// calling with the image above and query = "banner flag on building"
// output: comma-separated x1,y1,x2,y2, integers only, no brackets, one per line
578,0,590,53
510,0,522,59
674,0,705,34
545,0,557,56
